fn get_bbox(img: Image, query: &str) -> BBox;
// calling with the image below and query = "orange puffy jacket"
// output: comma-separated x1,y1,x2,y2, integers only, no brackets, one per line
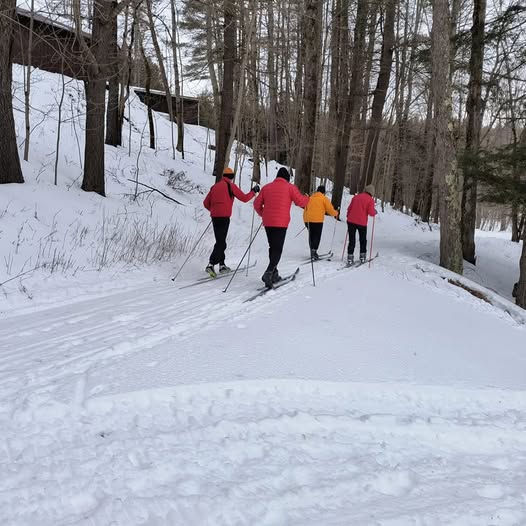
303,192,338,223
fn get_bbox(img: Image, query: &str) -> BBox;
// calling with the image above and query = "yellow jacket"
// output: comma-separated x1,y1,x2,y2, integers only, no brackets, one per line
303,192,338,223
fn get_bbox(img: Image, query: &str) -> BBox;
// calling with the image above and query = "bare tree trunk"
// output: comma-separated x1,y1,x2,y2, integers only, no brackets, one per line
213,0,236,181
0,0,24,184
23,0,35,161
77,0,116,196
351,2,378,194
54,62,67,185
146,0,176,159
170,0,184,155
206,2,221,119
117,5,132,148
295,0,323,194
250,11,261,183
225,5,257,171
432,0,463,274
332,0,367,209
266,2,278,161
140,41,155,150
105,8,120,146
461,0,486,264
361,0,396,189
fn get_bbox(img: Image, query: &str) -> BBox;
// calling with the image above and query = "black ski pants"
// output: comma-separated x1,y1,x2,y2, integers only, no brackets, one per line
209,217,230,265
347,222,367,255
305,222,323,251
264,226,287,272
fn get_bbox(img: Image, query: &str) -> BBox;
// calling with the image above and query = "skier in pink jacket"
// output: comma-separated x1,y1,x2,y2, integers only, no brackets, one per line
346,184,377,265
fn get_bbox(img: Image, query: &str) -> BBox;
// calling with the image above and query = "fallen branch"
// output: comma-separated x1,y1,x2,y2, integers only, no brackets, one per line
0,265,44,287
126,179,185,205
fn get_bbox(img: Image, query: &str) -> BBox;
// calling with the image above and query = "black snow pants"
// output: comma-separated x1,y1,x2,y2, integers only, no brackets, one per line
209,217,230,265
305,222,323,251
264,226,288,272
347,222,367,255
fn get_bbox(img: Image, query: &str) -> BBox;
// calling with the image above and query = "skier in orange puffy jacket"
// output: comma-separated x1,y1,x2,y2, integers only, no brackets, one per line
303,185,339,260
254,167,309,287
203,167,259,278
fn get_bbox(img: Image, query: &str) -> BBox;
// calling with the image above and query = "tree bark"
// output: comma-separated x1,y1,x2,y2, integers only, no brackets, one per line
23,0,35,162
146,0,176,159
295,0,323,194
331,0,367,209
413,93,434,218
79,0,116,196
105,8,120,147
212,0,236,181
361,0,396,189
0,0,24,184
461,0,486,264
170,0,184,155
266,2,278,161
432,0,463,274
140,42,155,150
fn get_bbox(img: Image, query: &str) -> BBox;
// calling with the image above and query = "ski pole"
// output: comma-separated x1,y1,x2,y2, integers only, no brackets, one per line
294,226,306,238
341,228,348,262
246,207,256,276
223,222,263,293
329,216,338,253
171,220,212,281
368,214,376,268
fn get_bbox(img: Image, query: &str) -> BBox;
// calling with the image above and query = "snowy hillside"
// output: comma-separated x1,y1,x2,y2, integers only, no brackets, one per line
1,67,526,525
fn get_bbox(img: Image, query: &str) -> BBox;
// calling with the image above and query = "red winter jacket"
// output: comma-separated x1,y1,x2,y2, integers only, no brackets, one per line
254,177,310,227
203,177,255,218
346,192,377,226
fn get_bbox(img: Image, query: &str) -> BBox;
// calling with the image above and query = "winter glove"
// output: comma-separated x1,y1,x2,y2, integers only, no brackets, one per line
252,184,261,193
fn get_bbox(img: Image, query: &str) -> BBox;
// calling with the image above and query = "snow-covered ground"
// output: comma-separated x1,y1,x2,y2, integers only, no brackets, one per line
1,67,526,525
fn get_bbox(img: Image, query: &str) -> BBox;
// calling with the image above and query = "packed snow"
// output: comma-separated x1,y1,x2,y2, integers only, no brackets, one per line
1,66,525,525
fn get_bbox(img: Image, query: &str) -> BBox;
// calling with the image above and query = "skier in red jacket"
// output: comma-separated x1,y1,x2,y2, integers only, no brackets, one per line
203,167,260,277
346,184,377,265
254,167,309,287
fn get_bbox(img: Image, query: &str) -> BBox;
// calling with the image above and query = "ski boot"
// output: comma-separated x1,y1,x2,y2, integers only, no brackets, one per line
359,252,367,264
272,268,282,284
205,264,217,278
310,249,319,261
347,254,354,266
261,269,274,288
219,263,232,274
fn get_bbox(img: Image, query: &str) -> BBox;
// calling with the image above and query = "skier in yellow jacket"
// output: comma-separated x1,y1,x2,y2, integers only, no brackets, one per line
303,185,339,260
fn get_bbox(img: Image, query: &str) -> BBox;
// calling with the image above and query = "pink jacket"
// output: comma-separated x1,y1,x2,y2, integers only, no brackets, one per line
203,177,255,218
254,178,309,227
346,192,377,226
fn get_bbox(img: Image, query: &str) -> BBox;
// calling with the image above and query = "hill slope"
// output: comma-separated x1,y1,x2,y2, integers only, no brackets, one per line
1,67,525,525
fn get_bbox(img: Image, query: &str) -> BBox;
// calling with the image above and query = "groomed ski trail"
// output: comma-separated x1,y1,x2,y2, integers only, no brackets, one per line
2,381,526,525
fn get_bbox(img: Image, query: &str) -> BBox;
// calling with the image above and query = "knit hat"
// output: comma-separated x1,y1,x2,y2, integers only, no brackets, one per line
223,167,235,179
364,184,375,196
317,185,326,194
276,167,291,181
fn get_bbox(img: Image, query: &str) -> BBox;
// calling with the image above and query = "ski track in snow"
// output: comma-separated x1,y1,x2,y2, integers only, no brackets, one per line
1,256,526,525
